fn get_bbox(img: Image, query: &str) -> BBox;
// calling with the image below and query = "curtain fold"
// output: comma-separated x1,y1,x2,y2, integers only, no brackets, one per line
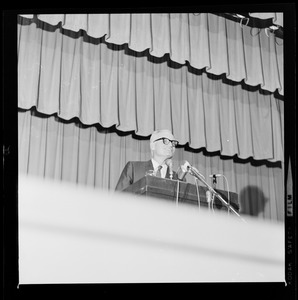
18,13,283,95
17,20,284,162
18,108,284,222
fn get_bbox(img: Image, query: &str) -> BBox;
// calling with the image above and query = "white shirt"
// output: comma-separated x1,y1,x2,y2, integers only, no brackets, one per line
151,158,167,178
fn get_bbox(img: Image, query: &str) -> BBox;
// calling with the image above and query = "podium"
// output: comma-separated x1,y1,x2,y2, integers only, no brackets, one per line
123,175,239,212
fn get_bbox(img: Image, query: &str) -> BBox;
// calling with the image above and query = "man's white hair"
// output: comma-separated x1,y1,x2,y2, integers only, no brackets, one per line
149,129,177,157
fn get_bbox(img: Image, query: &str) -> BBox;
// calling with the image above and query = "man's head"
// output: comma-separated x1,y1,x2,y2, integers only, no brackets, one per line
150,129,178,164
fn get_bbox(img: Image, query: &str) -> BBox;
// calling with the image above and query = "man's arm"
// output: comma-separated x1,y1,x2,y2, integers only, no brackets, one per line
115,161,134,191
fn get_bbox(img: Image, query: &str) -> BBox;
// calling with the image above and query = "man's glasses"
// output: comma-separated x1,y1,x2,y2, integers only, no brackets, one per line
153,137,178,147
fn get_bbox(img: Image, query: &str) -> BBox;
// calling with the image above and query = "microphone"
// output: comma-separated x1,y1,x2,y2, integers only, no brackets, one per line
165,158,173,179
209,173,220,187
209,174,222,178
188,164,205,180
206,190,212,203
177,160,190,180
178,161,205,180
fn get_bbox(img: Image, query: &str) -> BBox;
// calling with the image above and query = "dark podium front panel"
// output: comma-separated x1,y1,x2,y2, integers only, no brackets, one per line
123,175,239,212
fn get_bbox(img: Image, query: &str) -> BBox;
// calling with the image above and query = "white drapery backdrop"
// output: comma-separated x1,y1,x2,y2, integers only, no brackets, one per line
18,16,284,162
17,14,284,221
18,108,284,221
19,13,284,96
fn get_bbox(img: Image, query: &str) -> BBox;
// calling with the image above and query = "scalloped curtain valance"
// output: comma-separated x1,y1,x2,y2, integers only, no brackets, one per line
17,17,284,162
19,13,284,96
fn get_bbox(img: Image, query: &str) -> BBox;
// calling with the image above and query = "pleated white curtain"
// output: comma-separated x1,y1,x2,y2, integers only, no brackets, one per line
19,13,284,96
17,14,285,222
18,109,284,221
17,18,284,162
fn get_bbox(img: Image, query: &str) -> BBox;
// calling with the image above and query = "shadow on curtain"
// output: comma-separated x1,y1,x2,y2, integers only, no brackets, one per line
239,186,268,217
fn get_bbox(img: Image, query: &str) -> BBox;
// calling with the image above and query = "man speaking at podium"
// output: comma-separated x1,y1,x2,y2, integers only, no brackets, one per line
115,129,184,191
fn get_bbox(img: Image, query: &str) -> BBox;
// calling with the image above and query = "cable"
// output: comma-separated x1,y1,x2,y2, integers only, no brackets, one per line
175,179,180,207
194,178,201,211
221,174,231,216
210,190,215,213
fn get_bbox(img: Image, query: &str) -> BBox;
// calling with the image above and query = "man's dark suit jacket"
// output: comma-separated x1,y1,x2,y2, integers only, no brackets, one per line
115,160,182,191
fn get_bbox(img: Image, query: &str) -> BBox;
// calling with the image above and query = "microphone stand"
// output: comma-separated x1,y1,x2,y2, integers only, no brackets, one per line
188,167,246,222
